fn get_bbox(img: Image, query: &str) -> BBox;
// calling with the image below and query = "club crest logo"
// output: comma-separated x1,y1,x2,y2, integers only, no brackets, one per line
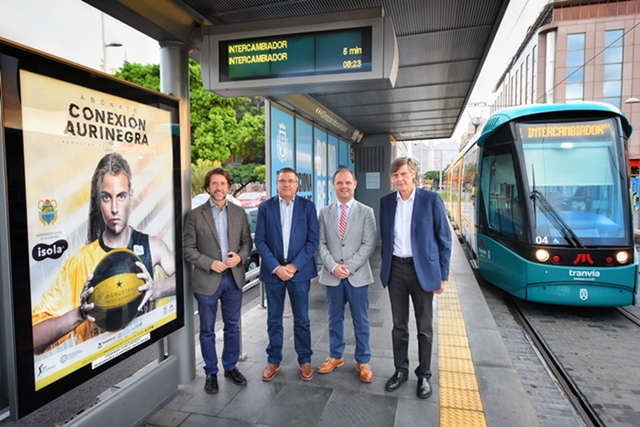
38,199,58,226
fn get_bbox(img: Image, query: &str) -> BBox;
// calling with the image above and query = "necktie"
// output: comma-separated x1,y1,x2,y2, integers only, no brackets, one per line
339,203,347,239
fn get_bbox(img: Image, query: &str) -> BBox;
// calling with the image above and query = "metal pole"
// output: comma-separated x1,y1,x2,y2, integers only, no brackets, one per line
439,150,443,191
160,41,196,384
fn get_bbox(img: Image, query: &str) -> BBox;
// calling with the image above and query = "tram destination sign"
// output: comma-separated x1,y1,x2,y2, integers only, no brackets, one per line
201,10,398,96
219,27,372,81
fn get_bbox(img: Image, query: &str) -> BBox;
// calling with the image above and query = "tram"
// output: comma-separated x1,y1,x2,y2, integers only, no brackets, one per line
444,102,638,306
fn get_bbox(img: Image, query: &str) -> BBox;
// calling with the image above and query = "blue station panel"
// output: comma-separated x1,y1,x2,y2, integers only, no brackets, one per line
270,106,295,195
314,127,327,210
296,118,313,200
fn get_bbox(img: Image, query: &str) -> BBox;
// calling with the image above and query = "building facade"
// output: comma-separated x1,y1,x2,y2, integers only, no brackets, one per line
489,0,640,173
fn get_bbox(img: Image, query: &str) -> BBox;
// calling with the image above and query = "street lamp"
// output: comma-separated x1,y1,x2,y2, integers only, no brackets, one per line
104,42,124,74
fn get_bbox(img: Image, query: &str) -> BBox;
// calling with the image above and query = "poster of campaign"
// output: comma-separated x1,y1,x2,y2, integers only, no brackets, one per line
18,69,179,392
270,106,295,195
296,118,313,200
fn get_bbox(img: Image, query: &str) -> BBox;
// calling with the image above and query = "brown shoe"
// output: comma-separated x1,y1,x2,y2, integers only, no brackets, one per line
262,363,280,381
317,357,344,374
299,363,313,381
357,363,373,383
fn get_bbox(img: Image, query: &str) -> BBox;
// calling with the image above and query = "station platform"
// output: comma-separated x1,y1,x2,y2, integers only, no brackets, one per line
143,238,541,427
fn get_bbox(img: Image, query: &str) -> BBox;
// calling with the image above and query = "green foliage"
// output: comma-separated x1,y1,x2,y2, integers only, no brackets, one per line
227,163,261,196
254,165,266,183
190,158,221,196
115,62,160,91
115,60,266,164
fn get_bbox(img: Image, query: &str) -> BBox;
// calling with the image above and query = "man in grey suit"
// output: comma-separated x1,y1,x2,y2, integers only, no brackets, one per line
317,168,377,383
184,168,252,394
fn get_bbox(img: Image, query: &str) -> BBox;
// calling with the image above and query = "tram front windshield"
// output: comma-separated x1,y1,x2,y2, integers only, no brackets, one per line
518,118,628,247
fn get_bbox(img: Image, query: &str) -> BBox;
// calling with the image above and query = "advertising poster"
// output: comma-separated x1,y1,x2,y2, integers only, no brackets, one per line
314,127,327,210
327,134,338,204
20,70,178,391
295,118,313,200
270,106,295,195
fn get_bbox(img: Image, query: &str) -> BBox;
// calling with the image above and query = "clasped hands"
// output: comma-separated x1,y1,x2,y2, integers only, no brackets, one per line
210,251,242,274
275,263,298,281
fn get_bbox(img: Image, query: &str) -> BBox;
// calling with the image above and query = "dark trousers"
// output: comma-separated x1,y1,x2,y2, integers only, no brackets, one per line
194,272,242,375
265,279,312,365
388,256,434,379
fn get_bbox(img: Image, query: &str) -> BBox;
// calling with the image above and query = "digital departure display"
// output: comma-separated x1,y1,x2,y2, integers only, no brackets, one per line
219,27,373,81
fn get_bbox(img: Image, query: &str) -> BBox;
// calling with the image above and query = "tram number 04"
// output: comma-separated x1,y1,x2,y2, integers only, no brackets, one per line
535,236,550,244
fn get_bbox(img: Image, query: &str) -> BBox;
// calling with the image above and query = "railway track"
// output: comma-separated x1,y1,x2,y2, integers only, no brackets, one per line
502,293,606,427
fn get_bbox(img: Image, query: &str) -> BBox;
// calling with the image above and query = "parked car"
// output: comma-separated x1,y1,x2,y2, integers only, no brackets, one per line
191,193,242,208
236,190,267,207
243,207,260,272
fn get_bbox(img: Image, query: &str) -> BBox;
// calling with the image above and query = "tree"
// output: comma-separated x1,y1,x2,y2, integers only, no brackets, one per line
227,163,262,196
115,61,265,164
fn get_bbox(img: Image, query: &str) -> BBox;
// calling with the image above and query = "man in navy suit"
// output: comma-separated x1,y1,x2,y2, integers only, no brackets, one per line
255,167,319,382
379,157,451,399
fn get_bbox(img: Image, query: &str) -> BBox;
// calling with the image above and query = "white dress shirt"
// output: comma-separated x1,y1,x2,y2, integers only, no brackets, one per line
393,186,415,257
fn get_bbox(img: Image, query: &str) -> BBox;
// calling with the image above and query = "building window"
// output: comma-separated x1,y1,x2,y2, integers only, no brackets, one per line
532,46,537,103
566,33,585,102
525,54,530,104
603,29,623,108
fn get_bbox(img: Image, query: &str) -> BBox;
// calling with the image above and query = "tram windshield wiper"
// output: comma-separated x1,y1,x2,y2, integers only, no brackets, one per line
530,190,584,248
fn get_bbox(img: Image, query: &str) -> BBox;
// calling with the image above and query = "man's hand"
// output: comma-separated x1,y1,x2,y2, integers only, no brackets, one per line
332,264,350,280
225,251,241,268
275,265,294,281
210,260,229,274
79,274,95,322
433,280,446,295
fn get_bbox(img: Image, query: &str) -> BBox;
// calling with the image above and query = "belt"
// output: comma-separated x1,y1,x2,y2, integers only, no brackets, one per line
392,255,413,264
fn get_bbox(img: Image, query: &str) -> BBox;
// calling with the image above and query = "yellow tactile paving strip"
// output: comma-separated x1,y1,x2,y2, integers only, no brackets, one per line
438,273,487,427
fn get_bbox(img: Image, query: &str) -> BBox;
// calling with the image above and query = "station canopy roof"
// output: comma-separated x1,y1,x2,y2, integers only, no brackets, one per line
84,0,509,141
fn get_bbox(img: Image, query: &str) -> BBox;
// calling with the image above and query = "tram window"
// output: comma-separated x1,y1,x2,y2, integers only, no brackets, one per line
480,153,524,241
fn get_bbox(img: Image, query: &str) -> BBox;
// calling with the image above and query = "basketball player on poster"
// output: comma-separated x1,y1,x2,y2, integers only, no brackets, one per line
31,152,176,354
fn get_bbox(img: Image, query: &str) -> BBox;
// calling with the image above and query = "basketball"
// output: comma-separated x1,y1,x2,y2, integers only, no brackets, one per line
88,248,145,331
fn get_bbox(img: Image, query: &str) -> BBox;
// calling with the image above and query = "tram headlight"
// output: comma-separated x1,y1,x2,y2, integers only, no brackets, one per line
535,249,550,262
616,251,629,264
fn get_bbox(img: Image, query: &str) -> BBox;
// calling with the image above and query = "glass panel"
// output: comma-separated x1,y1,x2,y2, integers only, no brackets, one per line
567,50,584,67
566,67,583,83
518,119,625,245
566,83,583,100
567,33,585,50
606,30,623,47
481,153,524,241
603,97,621,108
604,47,623,64
604,63,622,81
603,80,621,97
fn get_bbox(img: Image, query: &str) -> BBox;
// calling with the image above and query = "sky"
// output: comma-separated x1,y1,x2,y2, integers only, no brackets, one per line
0,0,549,144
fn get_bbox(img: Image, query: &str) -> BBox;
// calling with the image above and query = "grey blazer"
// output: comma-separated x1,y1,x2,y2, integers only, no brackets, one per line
317,199,376,287
183,200,252,296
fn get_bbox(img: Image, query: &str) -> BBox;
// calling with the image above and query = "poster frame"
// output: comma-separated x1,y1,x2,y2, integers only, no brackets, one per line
0,39,184,419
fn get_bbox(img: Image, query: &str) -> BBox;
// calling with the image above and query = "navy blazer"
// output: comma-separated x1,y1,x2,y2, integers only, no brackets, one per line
379,187,452,292
255,195,319,283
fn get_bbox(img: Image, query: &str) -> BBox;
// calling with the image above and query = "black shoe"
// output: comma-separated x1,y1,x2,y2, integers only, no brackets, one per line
385,371,408,392
417,378,432,399
224,367,247,385
204,374,219,394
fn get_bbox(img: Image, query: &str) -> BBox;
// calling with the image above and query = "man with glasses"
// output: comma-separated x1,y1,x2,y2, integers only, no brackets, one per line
255,167,319,382
379,157,451,399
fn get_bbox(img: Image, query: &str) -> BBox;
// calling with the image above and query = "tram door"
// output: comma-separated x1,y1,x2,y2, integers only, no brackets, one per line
478,144,527,296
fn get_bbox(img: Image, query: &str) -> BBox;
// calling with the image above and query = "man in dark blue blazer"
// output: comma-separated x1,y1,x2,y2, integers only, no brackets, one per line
255,167,319,382
379,157,451,399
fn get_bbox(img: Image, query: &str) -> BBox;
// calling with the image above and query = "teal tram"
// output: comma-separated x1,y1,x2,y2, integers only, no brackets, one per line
444,102,638,306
